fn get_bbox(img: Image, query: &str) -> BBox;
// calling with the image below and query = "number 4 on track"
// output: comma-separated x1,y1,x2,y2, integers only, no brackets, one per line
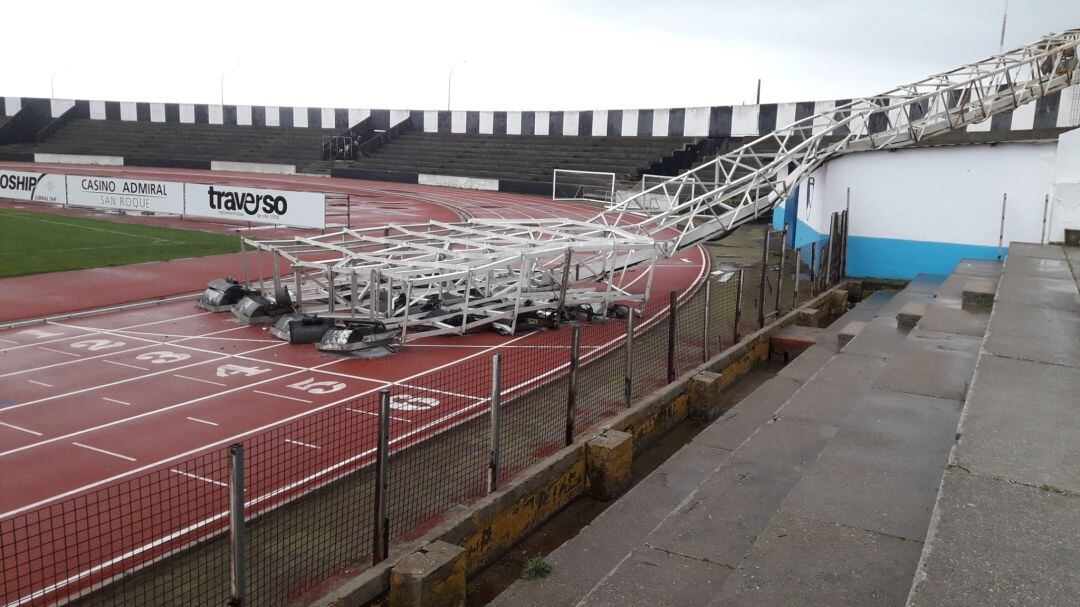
216,364,271,378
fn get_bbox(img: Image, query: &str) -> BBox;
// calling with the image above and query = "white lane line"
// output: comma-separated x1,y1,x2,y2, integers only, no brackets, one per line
0,421,43,436
0,338,283,411
0,233,693,521
346,408,411,423
170,469,227,487
0,337,18,344
102,397,131,406
0,321,254,379
173,374,226,387
37,346,80,357
104,360,149,371
284,438,320,449
0,310,212,353
0,366,305,462
71,442,136,462
186,417,219,427
27,380,52,387
252,390,312,404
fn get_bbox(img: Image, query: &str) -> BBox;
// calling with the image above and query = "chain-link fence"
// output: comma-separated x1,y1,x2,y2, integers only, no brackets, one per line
1,216,848,607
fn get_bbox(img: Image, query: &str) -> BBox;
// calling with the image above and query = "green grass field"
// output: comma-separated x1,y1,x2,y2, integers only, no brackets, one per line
0,209,242,278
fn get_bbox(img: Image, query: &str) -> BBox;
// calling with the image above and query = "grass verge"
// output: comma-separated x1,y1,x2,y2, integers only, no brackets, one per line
0,209,241,277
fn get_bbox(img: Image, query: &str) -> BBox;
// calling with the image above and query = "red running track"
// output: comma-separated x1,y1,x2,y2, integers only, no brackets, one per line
0,163,708,606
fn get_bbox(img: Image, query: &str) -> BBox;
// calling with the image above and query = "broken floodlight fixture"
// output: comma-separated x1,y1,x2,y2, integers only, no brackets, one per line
232,289,295,325
269,313,336,344
196,278,258,312
317,320,398,353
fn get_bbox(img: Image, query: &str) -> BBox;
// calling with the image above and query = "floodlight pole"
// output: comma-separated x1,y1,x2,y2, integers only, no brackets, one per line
447,60,467,111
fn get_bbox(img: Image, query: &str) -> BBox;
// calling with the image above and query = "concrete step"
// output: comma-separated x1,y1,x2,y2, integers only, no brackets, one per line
492,287,908,607
907,245,1080,606
492,260,995,607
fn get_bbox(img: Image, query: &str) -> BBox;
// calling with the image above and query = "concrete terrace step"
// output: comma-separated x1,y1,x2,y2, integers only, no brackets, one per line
493,261,995,606
907,243,1080,606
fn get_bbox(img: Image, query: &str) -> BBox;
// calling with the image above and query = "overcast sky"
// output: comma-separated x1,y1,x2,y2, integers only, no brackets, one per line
5,1,1080,111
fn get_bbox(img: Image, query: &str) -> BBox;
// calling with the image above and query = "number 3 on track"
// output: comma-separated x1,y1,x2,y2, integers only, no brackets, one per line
288,378,346,395
135,351,191,364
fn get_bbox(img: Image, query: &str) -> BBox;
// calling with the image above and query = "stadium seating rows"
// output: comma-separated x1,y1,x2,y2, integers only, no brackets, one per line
1,119,335,166
307,131,700,182
0,118,702,184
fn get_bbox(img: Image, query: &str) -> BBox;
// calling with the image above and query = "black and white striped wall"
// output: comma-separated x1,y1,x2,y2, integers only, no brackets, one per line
4,86,1079,137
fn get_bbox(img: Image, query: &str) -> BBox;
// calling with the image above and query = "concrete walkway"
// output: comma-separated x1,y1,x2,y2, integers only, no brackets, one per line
494,261,996,606
908,243,1080,606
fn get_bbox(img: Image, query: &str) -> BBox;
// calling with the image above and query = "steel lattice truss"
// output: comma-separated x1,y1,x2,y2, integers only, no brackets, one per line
608,28,1080,253
247,28,1080,341
248,218,656,339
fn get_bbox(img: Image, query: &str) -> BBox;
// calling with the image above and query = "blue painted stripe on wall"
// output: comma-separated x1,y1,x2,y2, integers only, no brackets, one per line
846,236,1005,280
771,206,825,250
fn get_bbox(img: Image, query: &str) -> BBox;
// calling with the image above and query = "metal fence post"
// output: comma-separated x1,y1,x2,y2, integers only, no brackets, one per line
240,239,250,290
758,229,770,329
825,213,836,288
1041,193,1050,244
488,354,502,493
227,444,246,607
843,189,851,278
701,279,712,363
624,309,635,408
792,247,801,310
667,291,678,383
997,193,1007,261
565,326,581,446
733,269,744,344
774,227,787,317
372,389,391,565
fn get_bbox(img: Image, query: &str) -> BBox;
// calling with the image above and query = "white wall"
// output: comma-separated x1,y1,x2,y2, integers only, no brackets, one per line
803,143,1056,248
1049,128,1080,242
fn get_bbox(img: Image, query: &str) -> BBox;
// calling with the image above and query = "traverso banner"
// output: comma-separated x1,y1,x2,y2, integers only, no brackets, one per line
0,170,65,203
183,183,325,229
66,176,184,214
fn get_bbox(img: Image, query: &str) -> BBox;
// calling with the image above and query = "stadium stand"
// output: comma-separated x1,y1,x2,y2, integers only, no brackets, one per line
305,131,702,182
0,118,336,167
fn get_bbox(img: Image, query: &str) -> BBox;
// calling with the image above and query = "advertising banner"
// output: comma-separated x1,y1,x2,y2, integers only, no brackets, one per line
183,183,325,229
65,175,184,214
0,170,66,204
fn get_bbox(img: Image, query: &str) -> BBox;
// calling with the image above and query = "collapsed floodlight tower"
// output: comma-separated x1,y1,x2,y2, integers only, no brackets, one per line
242,28,1080,343
246,218,658,342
